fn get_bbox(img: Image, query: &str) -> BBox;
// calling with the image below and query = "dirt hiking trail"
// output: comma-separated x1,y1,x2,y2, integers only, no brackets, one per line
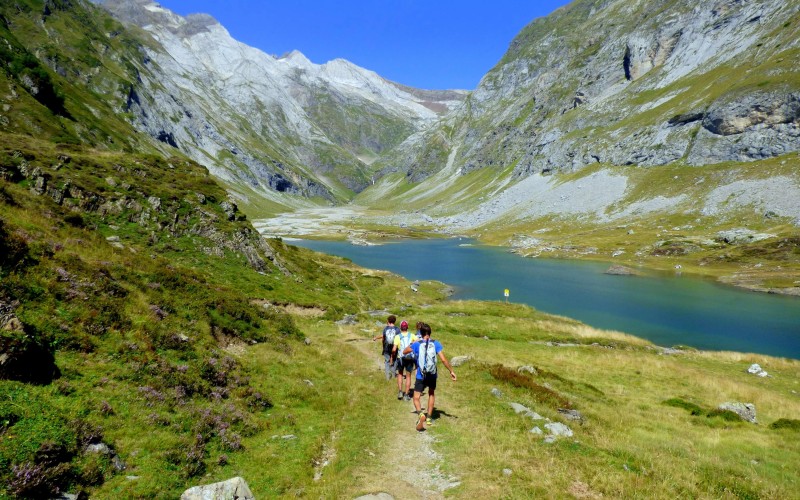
346,327,461,499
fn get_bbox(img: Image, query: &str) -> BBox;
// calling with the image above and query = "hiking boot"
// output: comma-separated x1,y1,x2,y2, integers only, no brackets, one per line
397,390,404,400
416,412,427,431
404,393,411,401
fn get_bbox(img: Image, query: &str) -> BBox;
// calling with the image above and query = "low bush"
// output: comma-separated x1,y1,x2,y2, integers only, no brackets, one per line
663,398,705,416
488,364,572,409
769,418,800,431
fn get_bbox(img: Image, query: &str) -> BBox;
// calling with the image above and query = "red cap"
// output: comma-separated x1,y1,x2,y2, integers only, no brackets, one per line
400,321,409,329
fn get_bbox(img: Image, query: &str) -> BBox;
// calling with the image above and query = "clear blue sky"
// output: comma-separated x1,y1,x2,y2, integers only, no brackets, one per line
154,1,571,90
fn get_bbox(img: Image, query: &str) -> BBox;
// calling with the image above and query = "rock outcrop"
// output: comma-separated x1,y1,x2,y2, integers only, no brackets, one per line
379,0,800,186
180,477,255,500
98,0,467,201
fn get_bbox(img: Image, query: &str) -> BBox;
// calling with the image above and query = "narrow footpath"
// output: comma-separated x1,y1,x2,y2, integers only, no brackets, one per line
347,329,461,499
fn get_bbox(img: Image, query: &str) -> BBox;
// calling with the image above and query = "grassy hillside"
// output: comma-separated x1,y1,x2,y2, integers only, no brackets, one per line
2,132,798,498
0,132,446,497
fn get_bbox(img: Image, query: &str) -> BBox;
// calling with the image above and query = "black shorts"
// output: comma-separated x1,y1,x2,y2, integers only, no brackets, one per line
395,357,415,374
414,373,437,393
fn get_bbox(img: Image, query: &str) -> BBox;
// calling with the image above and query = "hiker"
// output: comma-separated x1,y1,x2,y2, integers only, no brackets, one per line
403,322,456,431
373,315,399,381
392,320,417,401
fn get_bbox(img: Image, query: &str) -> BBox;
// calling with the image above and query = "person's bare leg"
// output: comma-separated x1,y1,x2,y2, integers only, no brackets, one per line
413,390,422,413
427,388,436,419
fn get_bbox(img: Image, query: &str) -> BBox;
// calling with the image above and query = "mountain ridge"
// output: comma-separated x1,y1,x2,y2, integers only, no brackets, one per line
96,0,467,204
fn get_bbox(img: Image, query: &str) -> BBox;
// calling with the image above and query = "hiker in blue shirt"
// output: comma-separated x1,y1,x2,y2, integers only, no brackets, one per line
403,322,456,431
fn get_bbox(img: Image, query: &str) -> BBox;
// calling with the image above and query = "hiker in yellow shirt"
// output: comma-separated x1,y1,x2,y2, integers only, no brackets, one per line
392,321,417,401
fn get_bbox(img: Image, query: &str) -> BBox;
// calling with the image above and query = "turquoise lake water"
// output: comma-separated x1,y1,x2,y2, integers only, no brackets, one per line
290,238,800,359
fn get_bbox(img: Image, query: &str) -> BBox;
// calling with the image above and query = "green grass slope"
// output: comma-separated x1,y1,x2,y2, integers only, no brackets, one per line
0,132,447,497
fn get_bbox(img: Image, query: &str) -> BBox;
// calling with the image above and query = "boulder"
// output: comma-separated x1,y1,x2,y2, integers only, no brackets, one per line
509,402,544,420
353,494,395,500
450,355,472,367
545,422,574,437
491,388,503,398
747,363,768,377
517,365,538,376
718,402,757,423
558,408,584,422
181,477,254,500
335,315,358,325
605,264,636,276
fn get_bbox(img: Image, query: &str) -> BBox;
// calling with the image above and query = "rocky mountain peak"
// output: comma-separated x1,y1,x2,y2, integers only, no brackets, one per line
95,0,467,202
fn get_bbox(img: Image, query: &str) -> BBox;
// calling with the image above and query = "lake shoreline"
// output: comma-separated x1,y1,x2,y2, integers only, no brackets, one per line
260,218,800,298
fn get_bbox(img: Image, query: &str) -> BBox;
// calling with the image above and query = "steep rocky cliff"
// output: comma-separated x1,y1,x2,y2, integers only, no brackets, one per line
96,0,466,203
376,0,800,180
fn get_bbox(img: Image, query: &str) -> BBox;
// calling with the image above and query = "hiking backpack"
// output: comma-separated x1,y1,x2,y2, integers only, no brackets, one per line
383,326,398,353
399,332,415,359
419,340,437,376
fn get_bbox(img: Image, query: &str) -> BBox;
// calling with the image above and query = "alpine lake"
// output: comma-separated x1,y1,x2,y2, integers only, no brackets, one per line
289,237,800,360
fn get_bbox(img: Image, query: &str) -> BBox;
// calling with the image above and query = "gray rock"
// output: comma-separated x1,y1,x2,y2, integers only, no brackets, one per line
353,494,395,500
544,422,574,437
517,365,538,376
85,443,112,455
491,387,503,398
509,402,544,420
335,315,358,325
181,477,255,500
530,426,543,435
716,229,774,245
502,468,513,476
220,201,237,221
747,363,764,375
605,264,636,276
304,338,312,345
450,355,472,367
558,408,584,422
718,402,757,423
544,435,557,444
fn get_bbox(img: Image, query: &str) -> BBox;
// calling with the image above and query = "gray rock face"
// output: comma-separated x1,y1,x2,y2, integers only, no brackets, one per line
181,477,254,500
718,402,757,423
99,0,466,201
384,0,800,192
716,229,774,245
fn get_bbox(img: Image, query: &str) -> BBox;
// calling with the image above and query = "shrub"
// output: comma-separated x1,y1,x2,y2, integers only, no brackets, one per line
663,398,704,416
0,219,31,271
769,418,800,431
706,409,743,422
488,364,571,409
